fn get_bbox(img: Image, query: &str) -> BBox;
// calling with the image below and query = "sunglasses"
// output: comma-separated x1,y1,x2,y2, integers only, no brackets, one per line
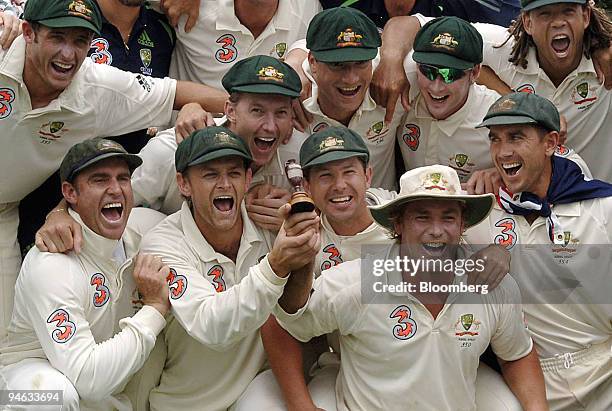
417,64,469,84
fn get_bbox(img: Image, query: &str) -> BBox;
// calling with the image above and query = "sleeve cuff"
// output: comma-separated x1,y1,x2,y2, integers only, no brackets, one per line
258,255,288,287
273,293,310,324
122,305,167,336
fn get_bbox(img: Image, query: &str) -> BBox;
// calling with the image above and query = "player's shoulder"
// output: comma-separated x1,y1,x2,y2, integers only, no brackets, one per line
139,127,178,160
18,248,82,292
126,207,166,236
140,209,187,253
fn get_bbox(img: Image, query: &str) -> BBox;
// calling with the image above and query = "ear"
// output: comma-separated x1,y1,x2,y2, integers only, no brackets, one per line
176,172,192,198
470,64,481,83
244,167,253,191
543,130,559,156
22,21,35,44
522,11,534,36
225,100,237,124
308,52,317,77
62,181,78,206
365,165,373,189
582,5,591,29
304,178,311,194
392,216,403,239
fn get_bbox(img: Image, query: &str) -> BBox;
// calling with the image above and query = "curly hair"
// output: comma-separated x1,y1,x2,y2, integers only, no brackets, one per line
496,4,612,69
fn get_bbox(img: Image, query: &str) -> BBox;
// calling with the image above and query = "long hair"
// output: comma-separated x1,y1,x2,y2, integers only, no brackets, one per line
496,4,612,69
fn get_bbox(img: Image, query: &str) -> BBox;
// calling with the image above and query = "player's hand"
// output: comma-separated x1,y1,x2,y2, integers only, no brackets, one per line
160,0,200,33
558,115,567,146
464,168,503,195
245,184,291,231
133,254,170,316
592,43,612,90
175,103,215,143
0,11,22,50
268,204,320,278
292,97,313,134
467,245,510,291
35,208,83,254
370,57,411,123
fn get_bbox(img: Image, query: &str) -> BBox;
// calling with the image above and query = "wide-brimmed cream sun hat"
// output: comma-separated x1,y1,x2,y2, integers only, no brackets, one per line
369,165,495,230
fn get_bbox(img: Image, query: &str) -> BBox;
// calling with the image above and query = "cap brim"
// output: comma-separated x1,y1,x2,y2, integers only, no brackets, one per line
413,51,475,70
476,115,539,128
369,193,494,231
303,150,369,170
188,148,252,169
39,16,100,34
311,47,377,63
523,0,586,11
230,83,300,98
68,152,142,181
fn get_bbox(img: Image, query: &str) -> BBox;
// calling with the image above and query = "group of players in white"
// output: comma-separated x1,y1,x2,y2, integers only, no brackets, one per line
0,0,610,410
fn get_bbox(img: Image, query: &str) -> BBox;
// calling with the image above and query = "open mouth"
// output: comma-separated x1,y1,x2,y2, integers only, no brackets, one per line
51,61,74,75
101,202,123,222
253,137,276,151
422,242,445,252
329,195,352,205
502,161,522,177
551,34,570,57
429,92,449,103
338,85,361,97
213,195,234,212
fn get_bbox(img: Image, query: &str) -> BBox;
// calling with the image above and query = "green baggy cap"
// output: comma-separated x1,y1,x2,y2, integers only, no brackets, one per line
222,55,302,97
300,126,370,171
521,0,586,12
24,0,102,34
477,92,560,132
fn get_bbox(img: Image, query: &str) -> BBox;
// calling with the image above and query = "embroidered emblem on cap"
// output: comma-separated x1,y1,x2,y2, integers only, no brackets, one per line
431,33,458,50
491,98,516,113
319,136,344,152
68,0,93,19
97,139,122,150
421,172,451,192
337,28,363,48
257,66,285,83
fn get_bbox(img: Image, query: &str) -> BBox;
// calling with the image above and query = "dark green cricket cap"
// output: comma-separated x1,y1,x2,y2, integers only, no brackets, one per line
222,55,301,97
413,16,483,70
521,0,586,12
24,0,102,34
60,138,142,182
300,126,370,171
175,126,253,173
307,7,381,63
477,92,560,132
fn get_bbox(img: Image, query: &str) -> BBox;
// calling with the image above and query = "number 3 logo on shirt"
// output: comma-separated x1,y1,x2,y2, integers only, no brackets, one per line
494,218,517,250
90,38,113,65
0,88,15,119
207,265,226,292
90,273,110,307
390,305,417,340
167,268,188,299
215,34,238,63
47,308,76,344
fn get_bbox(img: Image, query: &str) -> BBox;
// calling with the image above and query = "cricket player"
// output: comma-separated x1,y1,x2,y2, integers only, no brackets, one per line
290,6,406,190
0,0,226,341
274,164,549,411
471,91,612,410
135,126,320,410
0,138,170,410
370,0,612,182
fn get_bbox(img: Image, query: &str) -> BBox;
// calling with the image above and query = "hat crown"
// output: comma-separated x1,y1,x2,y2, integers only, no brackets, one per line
221,55,301,96
481,92,560,132
398,165,463,198
24,0,102,33
300,126,369,169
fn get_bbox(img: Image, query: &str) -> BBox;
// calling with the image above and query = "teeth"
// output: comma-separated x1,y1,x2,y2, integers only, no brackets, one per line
553,35,568,40
339,86,358,92
430,93,447,101
103,203,121,209
54,62,72,69
502,162,521,169
330,196,351,203
256,137,275,142
215,195,232,200
424,242,444,248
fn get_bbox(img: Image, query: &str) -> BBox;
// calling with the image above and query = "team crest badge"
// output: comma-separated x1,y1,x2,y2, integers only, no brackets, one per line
455,313,481,336
258,66,285,82
275,42,287,58
68,0,93,19
576,82,588,99
365,121,389,143
140,49,152,68
454,153,468,168
431,33,458,49
337,27,363,47
0,87,15,119
401,124,420,151
461,314,473,331
571,81,597,108
319,136,344,152
50,122,64,134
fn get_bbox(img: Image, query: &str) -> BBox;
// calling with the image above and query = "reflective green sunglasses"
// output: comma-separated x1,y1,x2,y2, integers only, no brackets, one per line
417,64,469,84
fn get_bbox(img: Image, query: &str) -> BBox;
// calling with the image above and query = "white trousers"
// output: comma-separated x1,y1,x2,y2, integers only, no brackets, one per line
0,202,21,346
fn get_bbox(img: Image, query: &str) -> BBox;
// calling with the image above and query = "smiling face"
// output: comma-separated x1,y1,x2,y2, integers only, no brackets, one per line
62,157,133,240
523,4,590,80
488,124,557,197
23,22,93,100
177,156,252,234
416,64,478,120
305,157,372,235
225,93,293,170
309,55,373,125
394,199,464,262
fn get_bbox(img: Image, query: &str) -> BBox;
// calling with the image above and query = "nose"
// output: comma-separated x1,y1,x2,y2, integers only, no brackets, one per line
216,173,231,189
261,112,276,134
497,139,515,158
332,174,348,191
429,76,447,93
551,11,566,27
343,65,360,84
107,178,122,195
58,42,77,61
429,219,444,237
